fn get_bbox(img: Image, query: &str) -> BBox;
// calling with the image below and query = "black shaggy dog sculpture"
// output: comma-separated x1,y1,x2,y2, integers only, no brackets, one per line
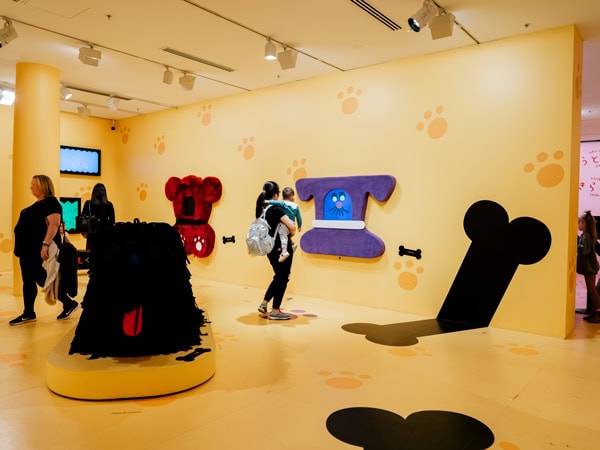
70,219,206,358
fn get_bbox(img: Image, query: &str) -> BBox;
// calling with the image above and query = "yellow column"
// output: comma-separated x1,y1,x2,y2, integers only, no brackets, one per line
12,63,61,295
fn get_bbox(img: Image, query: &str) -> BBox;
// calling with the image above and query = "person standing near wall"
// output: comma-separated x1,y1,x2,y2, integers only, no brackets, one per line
10,175,79,325
82,183,115,253
577,211,600,323
256,181,297,320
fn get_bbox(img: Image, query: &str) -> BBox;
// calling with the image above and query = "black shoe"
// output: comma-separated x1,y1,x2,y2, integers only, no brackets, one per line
9,314,36,326
57,302,80,320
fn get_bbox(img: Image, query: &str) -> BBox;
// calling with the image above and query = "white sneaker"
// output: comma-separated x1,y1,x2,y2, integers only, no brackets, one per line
278,251,290,263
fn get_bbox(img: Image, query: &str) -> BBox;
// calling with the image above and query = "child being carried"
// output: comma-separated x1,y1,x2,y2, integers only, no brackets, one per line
269,187,303,262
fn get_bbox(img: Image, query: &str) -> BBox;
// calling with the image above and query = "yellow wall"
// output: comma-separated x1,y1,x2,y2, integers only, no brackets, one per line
0,26,582,338
0,105,15,270
113,26,582,338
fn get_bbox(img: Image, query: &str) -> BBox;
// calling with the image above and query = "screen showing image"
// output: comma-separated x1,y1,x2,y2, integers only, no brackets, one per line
60,146,101,176
59,197,81,233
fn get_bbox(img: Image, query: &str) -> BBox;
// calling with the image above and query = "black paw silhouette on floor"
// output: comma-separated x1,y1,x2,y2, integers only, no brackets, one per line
326,407,494,450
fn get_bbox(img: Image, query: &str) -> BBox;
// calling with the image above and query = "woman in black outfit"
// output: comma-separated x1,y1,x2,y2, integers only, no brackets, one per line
82,183,115,253
256,181,297,320
10,175,79,325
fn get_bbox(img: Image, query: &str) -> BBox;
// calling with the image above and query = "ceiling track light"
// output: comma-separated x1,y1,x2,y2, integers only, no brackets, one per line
408,0,438,33
60,85,72,100
78,45,102,66
107,96,119,111
0,87,15,106
179,72,196,91
163,66,173,84
264,38,277,61
277,48,297,70
0,18,18,48
429,11,455,40
77,105,91,119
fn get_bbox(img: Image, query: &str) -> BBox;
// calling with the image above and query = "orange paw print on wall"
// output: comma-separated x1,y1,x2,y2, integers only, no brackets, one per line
237,136,255,160
0,233,13,253
287,159,307,181
154,135,166,155
197,105,212,126
318,370,371,389
337,86,362,114
0,353,28,367
76,185,93,202
120,126,131,144
137,183,148,201
417,106,448,139
524,151,564,188
395,261,424,290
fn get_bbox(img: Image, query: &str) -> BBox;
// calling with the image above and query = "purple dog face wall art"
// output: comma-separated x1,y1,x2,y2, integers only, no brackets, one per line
296,175,396,258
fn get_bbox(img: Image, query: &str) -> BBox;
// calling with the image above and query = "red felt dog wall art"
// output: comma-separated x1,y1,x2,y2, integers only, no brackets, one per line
165,175,222,258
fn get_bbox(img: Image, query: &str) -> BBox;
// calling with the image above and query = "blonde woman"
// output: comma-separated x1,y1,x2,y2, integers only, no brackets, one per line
10,175,79,325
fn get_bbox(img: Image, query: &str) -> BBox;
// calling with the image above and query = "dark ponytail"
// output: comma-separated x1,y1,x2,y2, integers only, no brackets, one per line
583,210,598,242
255,181,280,217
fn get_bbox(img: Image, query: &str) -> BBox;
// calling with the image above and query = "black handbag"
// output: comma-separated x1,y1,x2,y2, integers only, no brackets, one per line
76,203,99,234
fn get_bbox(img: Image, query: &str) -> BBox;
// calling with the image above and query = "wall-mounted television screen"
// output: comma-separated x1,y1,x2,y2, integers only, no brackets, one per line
59,197,81,233
60,145,101,176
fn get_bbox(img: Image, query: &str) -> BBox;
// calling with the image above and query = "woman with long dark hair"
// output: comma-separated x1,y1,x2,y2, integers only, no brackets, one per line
256,181,297,320
578,211,600,323
82,183,115,253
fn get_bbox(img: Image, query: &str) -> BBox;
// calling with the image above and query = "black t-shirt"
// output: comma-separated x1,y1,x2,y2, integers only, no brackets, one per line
82,200,115,232
14,197,62,258
264,204,286,238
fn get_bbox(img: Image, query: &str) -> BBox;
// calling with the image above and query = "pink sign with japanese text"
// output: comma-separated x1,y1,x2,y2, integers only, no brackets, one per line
579,140,600,214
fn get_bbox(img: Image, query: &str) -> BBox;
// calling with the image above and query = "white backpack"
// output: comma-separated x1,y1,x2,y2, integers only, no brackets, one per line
246,205,279,256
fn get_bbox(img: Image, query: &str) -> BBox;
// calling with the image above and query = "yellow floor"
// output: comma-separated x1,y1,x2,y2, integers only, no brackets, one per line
1,271,600,450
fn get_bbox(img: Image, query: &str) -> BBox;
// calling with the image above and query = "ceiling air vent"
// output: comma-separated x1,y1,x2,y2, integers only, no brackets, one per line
161,47,235,73
349,0,402,31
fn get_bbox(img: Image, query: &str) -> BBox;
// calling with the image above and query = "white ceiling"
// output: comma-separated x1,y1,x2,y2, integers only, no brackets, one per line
1,0,599,120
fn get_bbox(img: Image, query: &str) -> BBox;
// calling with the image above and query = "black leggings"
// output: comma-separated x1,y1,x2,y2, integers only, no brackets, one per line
264,240,293,310
19,255,71,316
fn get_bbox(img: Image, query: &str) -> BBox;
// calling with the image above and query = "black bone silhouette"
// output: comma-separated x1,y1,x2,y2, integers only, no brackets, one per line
222,235,236,244
343,200,552,346
399,245,422,259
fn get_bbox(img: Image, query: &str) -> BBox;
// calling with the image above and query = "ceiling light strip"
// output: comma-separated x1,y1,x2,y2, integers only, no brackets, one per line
3,16,250,94
62,84,177,109
349,0,402,31
161,47,235,72
181,0,345,72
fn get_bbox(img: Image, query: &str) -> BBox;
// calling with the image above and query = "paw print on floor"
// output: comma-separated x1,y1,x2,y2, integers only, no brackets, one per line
0,353,28,367
499,442,520,450
389,346,432,357
395,261,424,290
213,332,240,344
120,126,131,144
137,183,148,201
494,343,539,356
417,106,448,139
318,370,370,389
237,136,255,160
197,105,212,126
0,233,13,253
76,185,93,202
524,151,564,188
337,87,362,115
154,135,166,155
289,309,318,318
286,159,307,181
